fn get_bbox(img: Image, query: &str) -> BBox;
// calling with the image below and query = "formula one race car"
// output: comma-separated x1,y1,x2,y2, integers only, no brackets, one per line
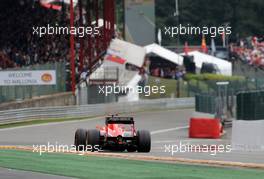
74,115,151,152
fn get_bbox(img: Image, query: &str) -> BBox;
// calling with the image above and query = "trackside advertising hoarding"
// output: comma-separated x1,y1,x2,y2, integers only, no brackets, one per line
0,70,56,86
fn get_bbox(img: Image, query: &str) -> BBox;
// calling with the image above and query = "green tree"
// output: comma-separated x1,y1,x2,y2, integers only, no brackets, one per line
155,0,264,45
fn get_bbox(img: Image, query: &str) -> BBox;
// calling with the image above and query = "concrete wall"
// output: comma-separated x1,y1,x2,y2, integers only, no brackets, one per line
76,85,117,105
231,120,264,151
0,92,75,111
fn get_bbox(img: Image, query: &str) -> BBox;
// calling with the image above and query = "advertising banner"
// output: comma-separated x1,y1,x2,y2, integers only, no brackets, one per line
0,70,56,86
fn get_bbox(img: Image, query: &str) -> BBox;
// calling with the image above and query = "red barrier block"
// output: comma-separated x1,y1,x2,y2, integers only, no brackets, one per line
189,118,222,139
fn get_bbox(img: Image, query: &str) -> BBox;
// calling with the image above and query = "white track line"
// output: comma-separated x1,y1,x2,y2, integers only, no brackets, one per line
142,15,155,27
151,126,189,135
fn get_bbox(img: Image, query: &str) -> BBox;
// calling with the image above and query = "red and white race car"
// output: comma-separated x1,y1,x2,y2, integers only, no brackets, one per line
74,115,151,152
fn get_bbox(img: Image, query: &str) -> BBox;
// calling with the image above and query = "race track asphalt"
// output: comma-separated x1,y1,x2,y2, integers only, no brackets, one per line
125,4,155,45
0,108,264,165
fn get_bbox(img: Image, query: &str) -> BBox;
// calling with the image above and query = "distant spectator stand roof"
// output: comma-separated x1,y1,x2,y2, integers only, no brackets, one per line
144,43,232,76
40,0,78,6
186,51,232,76
40,0,78,10
145,43,184,65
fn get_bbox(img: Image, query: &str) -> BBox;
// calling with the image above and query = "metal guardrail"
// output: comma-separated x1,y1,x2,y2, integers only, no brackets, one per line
0,98,194,125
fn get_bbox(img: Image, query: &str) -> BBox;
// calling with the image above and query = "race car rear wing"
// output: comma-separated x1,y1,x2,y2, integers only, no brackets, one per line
105,117,134,124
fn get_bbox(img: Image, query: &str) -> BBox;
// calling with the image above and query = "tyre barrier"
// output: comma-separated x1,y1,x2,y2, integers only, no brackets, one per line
189,118,222,139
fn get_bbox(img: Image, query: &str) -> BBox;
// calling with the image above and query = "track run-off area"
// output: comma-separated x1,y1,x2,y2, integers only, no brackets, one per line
1,108,264,178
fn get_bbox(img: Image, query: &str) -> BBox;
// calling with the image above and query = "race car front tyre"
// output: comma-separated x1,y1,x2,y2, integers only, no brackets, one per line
74,128,87,151
87,129,100,152
137,130,151,152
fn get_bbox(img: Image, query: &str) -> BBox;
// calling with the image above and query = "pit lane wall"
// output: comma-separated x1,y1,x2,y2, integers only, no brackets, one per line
0,98,194,125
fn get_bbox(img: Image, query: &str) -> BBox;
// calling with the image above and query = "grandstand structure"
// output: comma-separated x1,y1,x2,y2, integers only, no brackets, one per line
0,0,116,93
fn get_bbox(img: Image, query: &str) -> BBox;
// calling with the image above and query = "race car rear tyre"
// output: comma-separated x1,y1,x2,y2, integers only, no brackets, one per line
87,129,100,152
137,130,151,152
74,128,87,151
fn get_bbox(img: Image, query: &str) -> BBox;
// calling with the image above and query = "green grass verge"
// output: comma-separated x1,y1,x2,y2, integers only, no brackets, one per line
0,150,263,179
185,73,245,81
142,74,249,99
141,76,189,99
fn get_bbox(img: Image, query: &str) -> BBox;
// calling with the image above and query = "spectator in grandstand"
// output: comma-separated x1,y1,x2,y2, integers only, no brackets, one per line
232,36,264,68
0,0,69,69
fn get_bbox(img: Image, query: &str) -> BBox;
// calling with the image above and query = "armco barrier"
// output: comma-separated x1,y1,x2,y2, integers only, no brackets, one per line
189,118,222,139
0,98,194,125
